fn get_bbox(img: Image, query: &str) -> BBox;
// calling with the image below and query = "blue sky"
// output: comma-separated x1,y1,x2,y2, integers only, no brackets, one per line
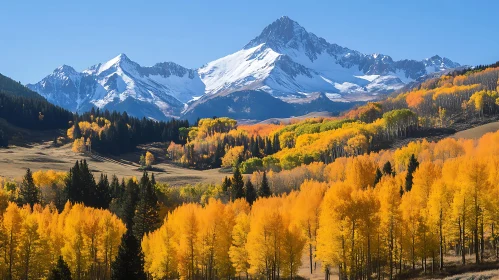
1,0,498,84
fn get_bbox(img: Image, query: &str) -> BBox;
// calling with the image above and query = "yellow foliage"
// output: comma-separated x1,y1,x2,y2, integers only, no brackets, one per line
71,137,86,153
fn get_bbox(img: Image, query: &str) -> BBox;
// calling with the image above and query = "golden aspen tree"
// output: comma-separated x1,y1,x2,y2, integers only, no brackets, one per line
316,181,369,279
99,212,126,279
316,181,348,279
198,199,226,279
357,186,380,279
3,202,22,279
281,223,306,279
18,206,41,280
427,179,453,270
72,137,86,153
292,180,327,274
145,151,155,168
377,176,401,279
345,155,377,189
172,203,201,279
229,213,250,278
62,204,89,279
142,218,178,279
458,157,491,264
400,191,420,270
247,197,285,279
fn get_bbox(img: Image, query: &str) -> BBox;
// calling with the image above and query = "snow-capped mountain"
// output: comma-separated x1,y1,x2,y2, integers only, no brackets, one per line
198,16,460,101
28,16,460,121
28,54,204,120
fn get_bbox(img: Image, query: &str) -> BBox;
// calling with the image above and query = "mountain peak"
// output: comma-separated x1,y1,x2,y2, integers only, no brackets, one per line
84,53,137,75
244,16,308,49
106,53,132,67
114,53,131,62
54,64,77,74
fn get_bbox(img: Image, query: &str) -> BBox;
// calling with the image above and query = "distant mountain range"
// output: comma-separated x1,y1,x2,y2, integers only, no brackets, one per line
28,16,461,121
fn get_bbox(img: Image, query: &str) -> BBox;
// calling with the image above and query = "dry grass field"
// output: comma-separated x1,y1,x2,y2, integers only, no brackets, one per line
0,139,227,185
451,121,499,140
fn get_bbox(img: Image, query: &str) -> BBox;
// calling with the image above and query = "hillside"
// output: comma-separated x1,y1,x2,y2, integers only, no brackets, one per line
165,62,499,171
0,72,73,148
0,73,45,99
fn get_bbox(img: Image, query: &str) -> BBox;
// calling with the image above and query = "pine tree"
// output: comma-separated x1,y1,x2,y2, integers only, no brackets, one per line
383,161,393,176
259,171,271,198
273,134,280,152
65,160,98,207
96,174,111,209
245,179,257,205
111,231,147,280
250,137,260,157
132,172,160,240
222,176,232,193
48,256,72,280
265,137,273,155
120,179,140,229
64,161,80,203
150,173,156,187
405,154,419,192
374,168,383,186
18,168,39,207
110,175,122,199
231,167,245,201
212,142,224,168
72,121,82,139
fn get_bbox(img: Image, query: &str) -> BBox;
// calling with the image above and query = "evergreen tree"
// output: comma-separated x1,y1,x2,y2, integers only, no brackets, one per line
52,183,66,212
212,142,224,168
222,176,232,193
374,168,383,186
265,137,273,155
150,173,156,187
383,161,393,176
110,175,122,199
250,137,260,157
231,167,245,201
244,179,257,205
405,154,419,192
111,231,147,280
132,172,160,240
72,120,82,139
95,174,111,209
48,256,72,280
273,134,280,152
259,171,271,198
64,160,98,207
18,168,39,207
121,179,140,229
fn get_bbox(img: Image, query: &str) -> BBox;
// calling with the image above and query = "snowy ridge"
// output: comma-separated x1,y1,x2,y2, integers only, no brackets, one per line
28,16,460,121
28,54,204,120
198,16,460,101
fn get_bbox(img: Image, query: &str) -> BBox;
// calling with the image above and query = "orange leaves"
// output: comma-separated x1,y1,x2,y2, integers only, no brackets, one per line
238,123,284,137
406,89,428,109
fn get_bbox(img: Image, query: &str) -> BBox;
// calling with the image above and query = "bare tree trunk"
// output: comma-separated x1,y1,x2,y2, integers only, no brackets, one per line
440,209,444,270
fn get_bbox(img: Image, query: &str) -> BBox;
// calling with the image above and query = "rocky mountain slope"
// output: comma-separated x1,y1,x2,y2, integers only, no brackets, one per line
28,16,460,121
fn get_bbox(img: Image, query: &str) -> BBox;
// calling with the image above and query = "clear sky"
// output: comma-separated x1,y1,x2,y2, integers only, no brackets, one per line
1,0,498,84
